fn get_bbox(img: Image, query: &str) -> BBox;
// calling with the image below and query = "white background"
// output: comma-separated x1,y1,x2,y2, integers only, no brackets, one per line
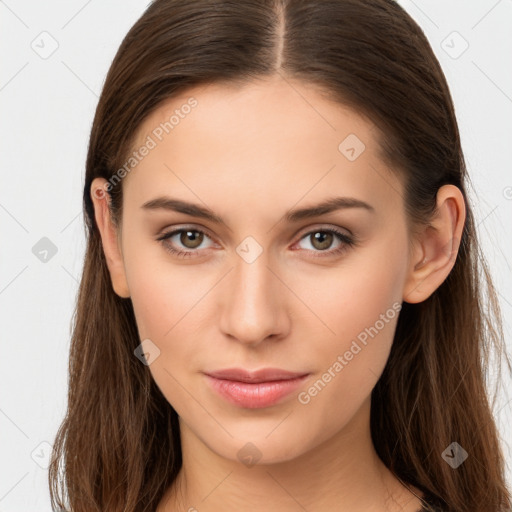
1,0,511,509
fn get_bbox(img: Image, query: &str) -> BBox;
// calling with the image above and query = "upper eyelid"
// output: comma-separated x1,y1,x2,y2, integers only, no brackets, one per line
296,224,353,239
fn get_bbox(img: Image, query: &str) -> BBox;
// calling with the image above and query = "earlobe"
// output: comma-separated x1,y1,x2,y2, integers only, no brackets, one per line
403,185,466,304
90,178,131,298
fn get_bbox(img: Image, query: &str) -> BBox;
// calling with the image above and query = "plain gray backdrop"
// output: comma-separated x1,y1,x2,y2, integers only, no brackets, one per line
1,0,511,509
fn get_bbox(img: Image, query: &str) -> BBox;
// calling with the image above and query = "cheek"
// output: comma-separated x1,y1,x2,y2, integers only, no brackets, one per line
128,274,197,341
287,233,407,349
291,289,401,446
291,236,407,410
125,259,209,410
124,244,219,391
122,233,210,339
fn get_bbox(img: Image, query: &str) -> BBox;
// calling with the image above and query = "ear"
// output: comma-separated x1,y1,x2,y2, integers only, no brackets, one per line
403,184,466,304
90,178,130,298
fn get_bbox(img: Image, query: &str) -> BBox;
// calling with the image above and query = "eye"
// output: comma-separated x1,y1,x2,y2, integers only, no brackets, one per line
157,225,357,259
294,227,356,257
156,227,215,258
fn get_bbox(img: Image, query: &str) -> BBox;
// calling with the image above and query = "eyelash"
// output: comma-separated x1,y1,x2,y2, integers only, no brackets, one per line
156,226,357,259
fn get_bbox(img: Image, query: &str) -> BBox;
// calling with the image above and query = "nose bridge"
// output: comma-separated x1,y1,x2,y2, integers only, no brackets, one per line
219,247,286,344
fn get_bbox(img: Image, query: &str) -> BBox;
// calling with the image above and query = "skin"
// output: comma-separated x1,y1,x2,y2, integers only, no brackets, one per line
91,75,465,511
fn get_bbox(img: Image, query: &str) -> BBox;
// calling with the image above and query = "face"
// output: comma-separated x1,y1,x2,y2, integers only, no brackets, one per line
100,76,415,464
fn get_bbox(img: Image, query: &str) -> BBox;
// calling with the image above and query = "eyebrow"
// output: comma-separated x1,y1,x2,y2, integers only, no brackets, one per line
141,195,375,225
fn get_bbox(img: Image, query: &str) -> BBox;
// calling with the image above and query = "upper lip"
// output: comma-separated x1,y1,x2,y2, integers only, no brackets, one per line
204,368,309,383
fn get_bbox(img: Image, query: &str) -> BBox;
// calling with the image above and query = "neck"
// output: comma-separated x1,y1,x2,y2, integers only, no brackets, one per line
158,397,424,512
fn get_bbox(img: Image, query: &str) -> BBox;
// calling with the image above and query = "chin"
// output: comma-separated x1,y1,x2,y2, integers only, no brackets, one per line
201,424,317,467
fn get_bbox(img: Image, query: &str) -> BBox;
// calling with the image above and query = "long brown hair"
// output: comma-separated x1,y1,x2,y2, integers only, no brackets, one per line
48,0,511,510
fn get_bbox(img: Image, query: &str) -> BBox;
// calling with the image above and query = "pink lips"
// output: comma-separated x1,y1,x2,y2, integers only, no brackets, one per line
204,368,309,409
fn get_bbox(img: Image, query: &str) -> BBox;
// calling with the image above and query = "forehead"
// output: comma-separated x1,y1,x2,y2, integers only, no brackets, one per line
133,77,377,155
122,77,403,222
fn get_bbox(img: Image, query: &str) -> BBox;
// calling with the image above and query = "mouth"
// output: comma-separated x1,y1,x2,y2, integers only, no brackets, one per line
203,368,310,409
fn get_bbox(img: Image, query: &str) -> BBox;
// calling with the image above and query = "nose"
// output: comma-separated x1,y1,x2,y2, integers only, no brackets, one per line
218,251,290,346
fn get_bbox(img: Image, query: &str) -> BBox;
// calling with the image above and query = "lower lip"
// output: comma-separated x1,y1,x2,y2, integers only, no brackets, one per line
205,374,309,409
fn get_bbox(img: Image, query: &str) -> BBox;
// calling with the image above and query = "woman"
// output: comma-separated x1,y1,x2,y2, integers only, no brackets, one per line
49,1,511,510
